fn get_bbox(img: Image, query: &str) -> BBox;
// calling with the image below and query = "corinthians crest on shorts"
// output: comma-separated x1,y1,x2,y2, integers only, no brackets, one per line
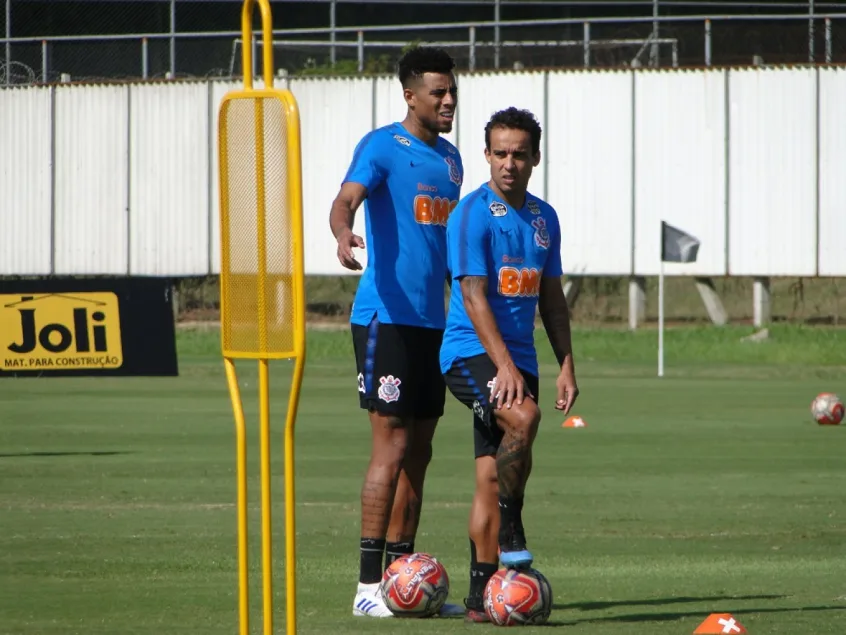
532,217,550,249
378,375,402,403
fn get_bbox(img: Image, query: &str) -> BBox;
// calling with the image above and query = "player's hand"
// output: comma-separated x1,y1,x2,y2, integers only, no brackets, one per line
554,363,579,414
490,363,532,411
336,228,365,271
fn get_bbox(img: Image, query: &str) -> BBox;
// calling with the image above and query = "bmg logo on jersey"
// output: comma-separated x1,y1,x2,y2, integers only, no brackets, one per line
1,292,123,370
498,267,541,297
414,194,458,227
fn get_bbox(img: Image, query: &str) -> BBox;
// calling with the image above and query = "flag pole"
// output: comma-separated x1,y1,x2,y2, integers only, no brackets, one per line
658,259,665,378
658,220,700,379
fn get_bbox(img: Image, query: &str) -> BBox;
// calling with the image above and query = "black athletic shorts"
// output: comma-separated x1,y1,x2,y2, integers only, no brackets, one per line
443,353,539,458
351,317,446,419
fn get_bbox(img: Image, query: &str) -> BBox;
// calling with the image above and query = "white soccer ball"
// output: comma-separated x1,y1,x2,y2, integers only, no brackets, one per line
811,392,844,425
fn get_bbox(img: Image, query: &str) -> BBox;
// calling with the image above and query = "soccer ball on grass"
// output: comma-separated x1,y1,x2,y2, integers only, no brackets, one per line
811,392,844,425
483,567,552,626
379,552,449,617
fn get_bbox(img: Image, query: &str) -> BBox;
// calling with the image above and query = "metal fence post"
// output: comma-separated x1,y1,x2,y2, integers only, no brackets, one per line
330,0,336,67
825,17,832,62
169,0,176,76
583,21,590,67
357,30,364,73
142,37,149,79
705,19,712,66
41,40,47,82
494,0,501,69
4,0,10,86
468,26,476,72
650,0,659,67
809,0,815,62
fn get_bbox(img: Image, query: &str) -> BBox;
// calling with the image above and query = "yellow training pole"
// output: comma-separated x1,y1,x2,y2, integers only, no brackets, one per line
259,358,273,634
218,0,306,632
282,79,306,635
225,357,250,635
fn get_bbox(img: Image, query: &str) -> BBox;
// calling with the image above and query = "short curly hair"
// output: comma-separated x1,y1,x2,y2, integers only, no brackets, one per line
397,46,456,87
484,107,542,156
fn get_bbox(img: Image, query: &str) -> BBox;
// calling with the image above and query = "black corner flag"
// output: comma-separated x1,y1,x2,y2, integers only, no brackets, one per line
661,221,700,264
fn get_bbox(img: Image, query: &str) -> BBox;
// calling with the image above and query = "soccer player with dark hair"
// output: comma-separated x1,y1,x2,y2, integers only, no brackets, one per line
328,46,465,618
440,107,580,622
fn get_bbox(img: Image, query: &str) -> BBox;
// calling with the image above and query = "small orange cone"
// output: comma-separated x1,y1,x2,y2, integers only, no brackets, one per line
693,613,747,634
562,416,587,428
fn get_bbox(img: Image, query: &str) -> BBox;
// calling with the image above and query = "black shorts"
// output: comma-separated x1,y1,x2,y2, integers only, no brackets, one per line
351,317,446,419
443,353,539,458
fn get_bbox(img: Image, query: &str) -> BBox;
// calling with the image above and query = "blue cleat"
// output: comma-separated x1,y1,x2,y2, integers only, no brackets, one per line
499,520,533,569
438,602,466,617
499,548,534,569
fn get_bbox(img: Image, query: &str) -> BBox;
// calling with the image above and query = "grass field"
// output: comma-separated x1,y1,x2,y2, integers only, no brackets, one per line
1,324,846,634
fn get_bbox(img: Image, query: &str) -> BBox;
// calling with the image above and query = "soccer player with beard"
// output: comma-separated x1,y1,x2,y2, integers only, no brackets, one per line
329,46,465,618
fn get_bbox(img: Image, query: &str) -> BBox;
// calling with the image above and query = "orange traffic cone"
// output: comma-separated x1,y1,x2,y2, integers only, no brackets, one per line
693,613,747,634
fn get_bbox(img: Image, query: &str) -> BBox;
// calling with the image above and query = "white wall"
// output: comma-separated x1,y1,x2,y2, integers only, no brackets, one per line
633,70,727,277
727,68,817,276
1,67,843,277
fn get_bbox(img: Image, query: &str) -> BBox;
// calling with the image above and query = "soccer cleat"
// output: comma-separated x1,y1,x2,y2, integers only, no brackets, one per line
499,548,533,569
352,582,394,618
438,602,465,617
463,597,490,623
499,525,533,569
465,608,491,623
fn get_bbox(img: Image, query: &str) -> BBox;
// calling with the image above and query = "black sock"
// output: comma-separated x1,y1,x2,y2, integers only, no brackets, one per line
498,496,524,545
385,541,414,567
466,539,497,610
359,538,386,584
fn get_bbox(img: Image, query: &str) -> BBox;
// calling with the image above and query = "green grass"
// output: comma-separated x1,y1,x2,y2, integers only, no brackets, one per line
1,326,845,634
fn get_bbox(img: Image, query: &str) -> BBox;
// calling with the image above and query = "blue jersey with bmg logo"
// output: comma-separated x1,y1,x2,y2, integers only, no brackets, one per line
440,183,563,377
344,123,463,330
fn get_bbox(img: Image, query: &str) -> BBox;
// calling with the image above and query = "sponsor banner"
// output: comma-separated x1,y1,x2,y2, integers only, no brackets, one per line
0,277,178,377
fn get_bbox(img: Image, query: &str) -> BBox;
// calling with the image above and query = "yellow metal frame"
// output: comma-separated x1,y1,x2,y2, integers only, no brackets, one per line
218,0,306,633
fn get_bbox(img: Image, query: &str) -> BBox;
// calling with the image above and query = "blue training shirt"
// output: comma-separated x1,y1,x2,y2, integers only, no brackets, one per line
344,122,463,330
440,183,563,377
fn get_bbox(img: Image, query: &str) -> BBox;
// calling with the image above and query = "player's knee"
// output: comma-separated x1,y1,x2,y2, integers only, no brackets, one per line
508,402,541,438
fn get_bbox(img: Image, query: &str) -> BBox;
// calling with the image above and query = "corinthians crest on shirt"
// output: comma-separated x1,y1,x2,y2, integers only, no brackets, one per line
378,375,402,403
532,217,550,249
444,156,462,187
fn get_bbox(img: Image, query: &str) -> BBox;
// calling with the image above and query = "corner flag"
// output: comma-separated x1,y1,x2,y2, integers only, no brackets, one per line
658,222,700,378
661,221,701,263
